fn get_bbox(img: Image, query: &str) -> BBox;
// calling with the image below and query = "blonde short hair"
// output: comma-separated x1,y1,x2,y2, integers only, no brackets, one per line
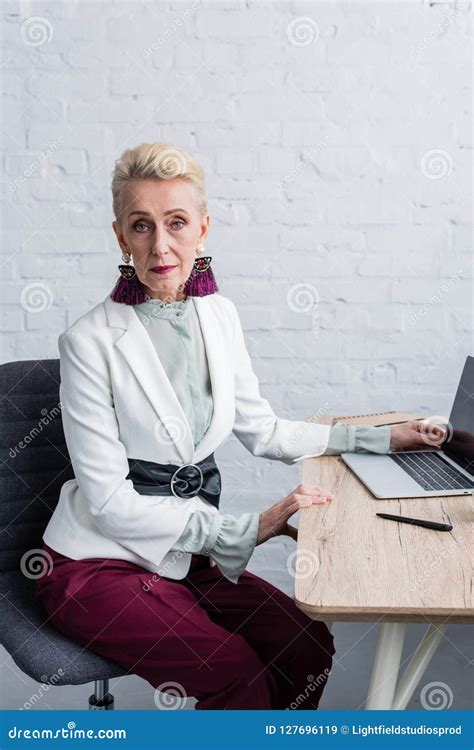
111,142,208,222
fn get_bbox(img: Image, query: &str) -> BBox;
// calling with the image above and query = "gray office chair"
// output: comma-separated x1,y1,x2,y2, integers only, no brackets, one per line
0,359,128,709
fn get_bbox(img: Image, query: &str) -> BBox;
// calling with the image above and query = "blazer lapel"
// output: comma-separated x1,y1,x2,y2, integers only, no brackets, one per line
105,295,194,463
191,295,229,462
104,294,231,465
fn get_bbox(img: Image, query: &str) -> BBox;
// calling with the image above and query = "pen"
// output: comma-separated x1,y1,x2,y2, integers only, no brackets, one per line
376,513,453,532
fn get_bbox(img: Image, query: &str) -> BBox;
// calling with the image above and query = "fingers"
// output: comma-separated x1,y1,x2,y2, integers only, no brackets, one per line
417,419,447,438
293,492,333,507
413,420,447,449
291,484,334,497
285,483,335,509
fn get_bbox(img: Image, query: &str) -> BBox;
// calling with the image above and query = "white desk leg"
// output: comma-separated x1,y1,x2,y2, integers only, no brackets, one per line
391,623,448,710
364,622,406,710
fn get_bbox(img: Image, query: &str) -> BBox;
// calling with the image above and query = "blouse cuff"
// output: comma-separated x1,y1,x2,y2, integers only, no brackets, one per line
323,423,392,455
354,425,392,454
210,512,260,585
170,509,260,584
171,509,224,555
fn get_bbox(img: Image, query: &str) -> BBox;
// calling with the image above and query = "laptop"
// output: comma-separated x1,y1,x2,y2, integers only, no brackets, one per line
341,356,474,498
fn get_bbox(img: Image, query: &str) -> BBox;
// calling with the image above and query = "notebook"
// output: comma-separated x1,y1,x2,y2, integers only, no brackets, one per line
331,411,426,427
308,411,427,427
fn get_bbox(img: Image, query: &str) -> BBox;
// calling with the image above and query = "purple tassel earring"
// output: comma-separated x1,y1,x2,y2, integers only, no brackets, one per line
110,244,218,304
183,243,219,297
110,252,150,305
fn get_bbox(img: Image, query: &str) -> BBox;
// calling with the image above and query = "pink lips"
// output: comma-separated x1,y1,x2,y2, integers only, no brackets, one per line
150,265,176,275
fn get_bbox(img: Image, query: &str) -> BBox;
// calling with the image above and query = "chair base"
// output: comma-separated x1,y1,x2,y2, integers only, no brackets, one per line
88,694,114,710
88,679,114,710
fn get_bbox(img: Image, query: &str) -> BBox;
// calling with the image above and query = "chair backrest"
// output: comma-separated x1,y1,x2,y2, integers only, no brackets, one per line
0,360,74,571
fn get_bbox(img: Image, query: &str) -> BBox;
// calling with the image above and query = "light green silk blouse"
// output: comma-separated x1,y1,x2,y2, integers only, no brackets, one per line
133,295,391,584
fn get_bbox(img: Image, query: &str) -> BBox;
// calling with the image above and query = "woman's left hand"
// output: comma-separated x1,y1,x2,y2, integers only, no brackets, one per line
389,419,447,452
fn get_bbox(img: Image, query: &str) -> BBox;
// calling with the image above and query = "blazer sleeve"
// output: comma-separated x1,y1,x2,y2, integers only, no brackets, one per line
58,329,192,567
228,300,332,465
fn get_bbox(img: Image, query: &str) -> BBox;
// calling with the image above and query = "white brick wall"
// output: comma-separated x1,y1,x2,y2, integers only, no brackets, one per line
1,0,472,587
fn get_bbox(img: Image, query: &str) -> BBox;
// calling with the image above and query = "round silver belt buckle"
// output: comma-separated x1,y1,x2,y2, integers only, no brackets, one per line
170,463,204,498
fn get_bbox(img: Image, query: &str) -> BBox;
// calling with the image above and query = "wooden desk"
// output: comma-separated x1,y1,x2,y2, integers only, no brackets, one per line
295,452,473,709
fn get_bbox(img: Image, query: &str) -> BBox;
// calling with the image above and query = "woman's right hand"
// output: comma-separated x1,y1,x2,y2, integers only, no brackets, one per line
256,483,334,546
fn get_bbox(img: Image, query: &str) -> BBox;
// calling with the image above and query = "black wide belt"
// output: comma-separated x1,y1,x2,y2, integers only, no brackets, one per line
126,452,222,510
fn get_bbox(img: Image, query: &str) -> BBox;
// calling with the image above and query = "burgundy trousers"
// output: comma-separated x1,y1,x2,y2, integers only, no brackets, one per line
35,543,335,710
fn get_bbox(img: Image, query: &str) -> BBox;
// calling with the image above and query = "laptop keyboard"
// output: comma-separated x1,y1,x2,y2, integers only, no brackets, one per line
390,451,473,492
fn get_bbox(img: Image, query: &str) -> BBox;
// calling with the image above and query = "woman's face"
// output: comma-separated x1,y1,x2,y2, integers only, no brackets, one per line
112,178,210,302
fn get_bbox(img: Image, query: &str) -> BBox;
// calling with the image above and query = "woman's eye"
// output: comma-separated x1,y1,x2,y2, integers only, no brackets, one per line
133,219,185,232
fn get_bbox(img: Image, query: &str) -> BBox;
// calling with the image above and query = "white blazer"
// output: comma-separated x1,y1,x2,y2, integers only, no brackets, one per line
43,291,332,580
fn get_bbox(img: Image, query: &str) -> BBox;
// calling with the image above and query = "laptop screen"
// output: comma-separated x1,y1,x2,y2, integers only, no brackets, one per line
444,356,474,476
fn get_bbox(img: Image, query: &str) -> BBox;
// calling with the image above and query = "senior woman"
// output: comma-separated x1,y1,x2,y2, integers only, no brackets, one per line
35,142,445,711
